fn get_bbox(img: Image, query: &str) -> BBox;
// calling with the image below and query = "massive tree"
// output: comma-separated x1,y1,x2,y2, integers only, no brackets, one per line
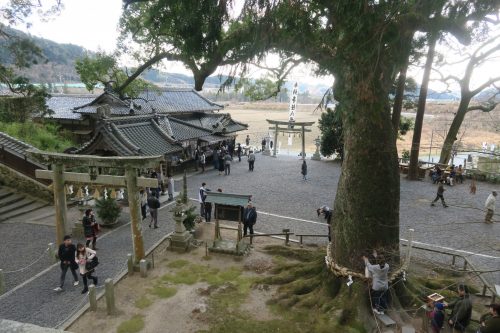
118,1,499,272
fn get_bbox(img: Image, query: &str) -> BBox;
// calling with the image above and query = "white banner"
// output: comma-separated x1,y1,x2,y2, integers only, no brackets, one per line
288,82,298,122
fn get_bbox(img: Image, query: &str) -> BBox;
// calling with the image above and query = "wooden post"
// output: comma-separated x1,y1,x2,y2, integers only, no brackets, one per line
53,163,69,244
301,125,306,160
48,243,57,263
88,284,97,311
273,124,278,157
283,229,290,246
405,229,414,266
140,259,148,278
0,269,5,295
127,253,133,275
125,166,145,264
299,236,303,247
105,278,116,315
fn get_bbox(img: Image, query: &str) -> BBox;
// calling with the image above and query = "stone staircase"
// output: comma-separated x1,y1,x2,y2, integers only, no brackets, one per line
0,186,49,222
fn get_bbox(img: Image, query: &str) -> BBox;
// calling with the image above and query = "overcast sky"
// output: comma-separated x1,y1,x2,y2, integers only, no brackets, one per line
3,0,499,92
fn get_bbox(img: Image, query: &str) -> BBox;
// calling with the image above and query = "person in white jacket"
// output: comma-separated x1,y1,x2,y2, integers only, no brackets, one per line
76,243,98,294
485,191,497,224
363,254,390,315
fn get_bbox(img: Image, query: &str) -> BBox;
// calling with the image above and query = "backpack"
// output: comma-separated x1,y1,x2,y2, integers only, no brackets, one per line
249,154,255,162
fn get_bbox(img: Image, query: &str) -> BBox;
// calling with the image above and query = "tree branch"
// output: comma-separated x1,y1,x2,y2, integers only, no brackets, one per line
467,102,499,113
470,77,500,96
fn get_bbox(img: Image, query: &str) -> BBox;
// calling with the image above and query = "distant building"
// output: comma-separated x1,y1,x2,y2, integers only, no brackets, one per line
39,88,247,174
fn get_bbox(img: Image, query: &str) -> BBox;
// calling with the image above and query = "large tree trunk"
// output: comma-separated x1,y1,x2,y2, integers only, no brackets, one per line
438,96,471,164
408,34,438,180
332,74,400,271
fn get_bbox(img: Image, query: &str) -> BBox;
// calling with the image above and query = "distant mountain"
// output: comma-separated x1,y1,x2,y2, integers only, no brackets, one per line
0,26,87,83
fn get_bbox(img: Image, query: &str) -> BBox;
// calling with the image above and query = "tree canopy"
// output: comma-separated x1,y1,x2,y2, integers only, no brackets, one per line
116,0,499,272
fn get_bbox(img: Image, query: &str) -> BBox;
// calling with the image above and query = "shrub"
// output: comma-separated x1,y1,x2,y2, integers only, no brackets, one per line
95,191,122,225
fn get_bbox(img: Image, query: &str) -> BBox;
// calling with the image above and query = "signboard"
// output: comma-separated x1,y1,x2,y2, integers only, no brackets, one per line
288,82,298,122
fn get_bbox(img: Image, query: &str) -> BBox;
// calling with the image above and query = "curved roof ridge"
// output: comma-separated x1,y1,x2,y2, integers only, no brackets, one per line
150,118,178,143
109,123,142,153
168,116,211,133
191,89,224,109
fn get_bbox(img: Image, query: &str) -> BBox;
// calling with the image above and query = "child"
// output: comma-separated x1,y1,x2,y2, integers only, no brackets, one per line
430,302,445,333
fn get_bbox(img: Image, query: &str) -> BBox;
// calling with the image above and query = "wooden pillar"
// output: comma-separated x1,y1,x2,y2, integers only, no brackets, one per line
53,163,68,244
125,166,145,263
301,125,306,160
273,124,278,157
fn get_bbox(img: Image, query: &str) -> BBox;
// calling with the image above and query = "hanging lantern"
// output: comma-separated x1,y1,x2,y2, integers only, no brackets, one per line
110,188,117,199
93,187,101,200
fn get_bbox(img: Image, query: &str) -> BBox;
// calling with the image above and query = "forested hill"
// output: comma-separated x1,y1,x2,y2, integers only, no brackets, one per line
0,27,87,83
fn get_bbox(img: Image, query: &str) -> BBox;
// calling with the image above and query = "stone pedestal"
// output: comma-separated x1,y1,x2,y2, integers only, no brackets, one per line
312,149,321,161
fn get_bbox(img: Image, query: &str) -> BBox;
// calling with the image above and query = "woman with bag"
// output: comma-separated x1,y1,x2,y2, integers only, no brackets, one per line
76,243,98,294
83,209,99,250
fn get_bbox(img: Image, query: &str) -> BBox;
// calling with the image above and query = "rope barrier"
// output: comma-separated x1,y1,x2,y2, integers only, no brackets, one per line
2,247,50,274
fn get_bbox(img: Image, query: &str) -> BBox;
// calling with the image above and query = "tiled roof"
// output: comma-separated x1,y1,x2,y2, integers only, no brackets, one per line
167,117,214,141
0,131,35,156
45,95,96,120
177,113,248,134
73,115,183,156
139,88,223,113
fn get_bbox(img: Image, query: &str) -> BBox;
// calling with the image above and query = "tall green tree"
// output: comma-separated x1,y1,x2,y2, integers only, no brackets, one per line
75,52,155,98
118,0,499,274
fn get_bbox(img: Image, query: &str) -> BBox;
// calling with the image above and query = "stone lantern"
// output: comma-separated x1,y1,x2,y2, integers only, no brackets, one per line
312,136,321,160
169,197,192,252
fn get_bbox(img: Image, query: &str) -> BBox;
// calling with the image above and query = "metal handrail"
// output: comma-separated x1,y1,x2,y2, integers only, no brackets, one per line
401,240,499,302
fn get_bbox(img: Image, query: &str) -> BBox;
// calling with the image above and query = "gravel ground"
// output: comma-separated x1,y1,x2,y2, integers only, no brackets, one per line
0,201,177,328
0,153,498,328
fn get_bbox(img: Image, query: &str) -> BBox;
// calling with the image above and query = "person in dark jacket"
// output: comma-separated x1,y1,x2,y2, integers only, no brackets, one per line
237,144,242,162
243,202,257,236
218,151,225,175
479,303,500,333
431,181,448,208
204,201,212,222
301,160,308,180
430,302,445,333
82,209,97,250
54,235,79,291
447,284,472,333
147,193,161,228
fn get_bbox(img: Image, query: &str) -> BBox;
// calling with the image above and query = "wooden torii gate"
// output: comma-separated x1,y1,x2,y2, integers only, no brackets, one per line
27,150,163,263
266,120,315,159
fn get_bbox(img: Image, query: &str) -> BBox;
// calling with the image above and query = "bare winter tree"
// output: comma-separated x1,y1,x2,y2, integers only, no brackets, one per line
436,33,500,164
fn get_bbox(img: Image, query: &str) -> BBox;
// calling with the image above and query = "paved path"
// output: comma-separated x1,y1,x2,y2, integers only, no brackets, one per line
0,202,176,328
0,153,499,328
188,154,500,283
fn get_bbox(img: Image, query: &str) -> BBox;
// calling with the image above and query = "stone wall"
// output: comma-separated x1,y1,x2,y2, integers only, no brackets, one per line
0,163,53,203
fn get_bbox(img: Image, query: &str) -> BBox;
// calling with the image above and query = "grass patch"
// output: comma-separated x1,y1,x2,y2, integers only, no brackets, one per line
149,286,177,298
0,121,75,152
116,314,144,333
134,296,153,309
166,259,190,269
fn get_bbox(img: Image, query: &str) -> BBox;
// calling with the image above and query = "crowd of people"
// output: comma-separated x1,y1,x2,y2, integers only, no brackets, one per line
429,164,497,223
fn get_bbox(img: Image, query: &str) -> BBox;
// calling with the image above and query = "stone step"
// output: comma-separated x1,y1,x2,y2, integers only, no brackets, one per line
0,189,14,200
0,193,25,208
0,197,37,216
402,326,416,333
376,313,396,327
0,201,48,221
